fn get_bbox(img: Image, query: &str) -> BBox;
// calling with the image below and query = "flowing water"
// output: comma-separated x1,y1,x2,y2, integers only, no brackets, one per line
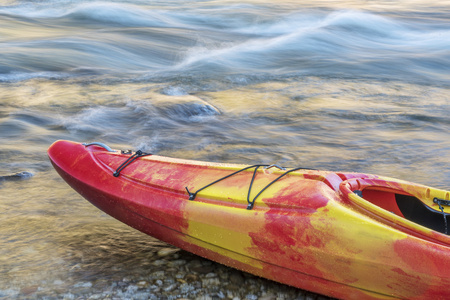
1,0,449,299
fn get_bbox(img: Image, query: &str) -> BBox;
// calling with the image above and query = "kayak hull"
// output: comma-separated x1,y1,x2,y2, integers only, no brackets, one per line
48,140,450,299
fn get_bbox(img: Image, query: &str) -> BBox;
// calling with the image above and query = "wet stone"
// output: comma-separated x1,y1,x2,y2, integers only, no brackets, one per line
150,285,160,293
179,282,195,294
19,285,39,296
216,291,226,299
192,264,215,274
150,270,166,280
163,283,177,292
165,267,178,273
229,271,245,284
226,283,240,292
71,281,93,295
164,278,176,285
62,292,75,299
185,273,199,282
186,259,203,270
195,296,213,300
152,259,167,266
125,285,138,294
136,280,149,288
167,259,187,267
202,277,221,286
157,247,180,257
53,280,64,285
205,272,218,278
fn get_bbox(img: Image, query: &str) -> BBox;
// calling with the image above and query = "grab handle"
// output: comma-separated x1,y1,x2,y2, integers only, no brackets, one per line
82,142,115,152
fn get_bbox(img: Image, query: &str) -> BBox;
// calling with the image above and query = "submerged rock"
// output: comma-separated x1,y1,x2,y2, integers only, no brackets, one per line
0,171,33,182
19,285,39,296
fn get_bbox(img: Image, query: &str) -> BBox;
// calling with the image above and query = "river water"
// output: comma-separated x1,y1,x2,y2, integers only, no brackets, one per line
1,0,449,299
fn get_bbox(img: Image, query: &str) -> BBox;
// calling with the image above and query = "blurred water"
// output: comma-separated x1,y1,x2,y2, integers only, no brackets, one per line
1,0,449,83
0,0,449,298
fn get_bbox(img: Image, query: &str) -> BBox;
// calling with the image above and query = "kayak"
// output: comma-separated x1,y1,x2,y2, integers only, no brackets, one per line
48,140,450,299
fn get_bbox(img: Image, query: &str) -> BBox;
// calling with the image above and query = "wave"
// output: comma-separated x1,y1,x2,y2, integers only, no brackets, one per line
174,11,448,68
171,9,450,83
59,95,220,141
1,2,449,84
0,72,68,82
1,1,228,29
66,3,182,28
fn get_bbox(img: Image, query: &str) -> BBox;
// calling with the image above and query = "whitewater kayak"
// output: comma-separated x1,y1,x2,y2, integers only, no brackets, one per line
48,140,450,299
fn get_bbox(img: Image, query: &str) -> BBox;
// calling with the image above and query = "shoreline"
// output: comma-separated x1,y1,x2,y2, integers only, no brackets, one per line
5,246,330,300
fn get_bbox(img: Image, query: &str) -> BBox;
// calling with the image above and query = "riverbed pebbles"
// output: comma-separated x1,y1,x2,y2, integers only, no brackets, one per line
5,246,332,300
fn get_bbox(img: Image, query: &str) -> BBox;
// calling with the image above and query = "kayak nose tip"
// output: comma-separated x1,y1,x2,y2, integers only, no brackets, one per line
48,140,79,164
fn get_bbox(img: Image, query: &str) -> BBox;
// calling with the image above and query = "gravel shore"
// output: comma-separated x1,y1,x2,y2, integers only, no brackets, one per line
4,245,332,300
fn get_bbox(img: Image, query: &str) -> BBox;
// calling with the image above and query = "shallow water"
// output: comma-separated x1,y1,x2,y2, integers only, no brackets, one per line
1,0,449,299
